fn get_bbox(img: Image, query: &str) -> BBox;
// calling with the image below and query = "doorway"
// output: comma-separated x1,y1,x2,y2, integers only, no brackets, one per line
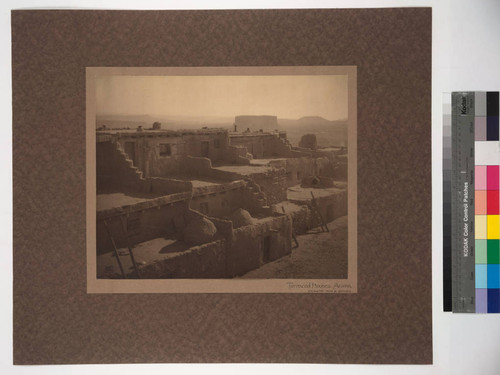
201,141,210,157
261,235,271,264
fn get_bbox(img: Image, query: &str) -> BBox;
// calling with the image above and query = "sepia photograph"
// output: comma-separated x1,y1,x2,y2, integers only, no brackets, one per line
86,66,357,293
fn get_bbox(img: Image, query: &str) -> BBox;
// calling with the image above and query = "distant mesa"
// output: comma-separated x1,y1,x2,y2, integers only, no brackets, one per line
297,116,333,125
234,115,278,132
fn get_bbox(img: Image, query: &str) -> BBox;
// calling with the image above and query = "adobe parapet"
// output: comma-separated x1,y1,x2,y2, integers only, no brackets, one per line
97,128,229,141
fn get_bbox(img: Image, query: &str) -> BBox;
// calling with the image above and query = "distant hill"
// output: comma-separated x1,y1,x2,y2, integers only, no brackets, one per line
279,116,348,148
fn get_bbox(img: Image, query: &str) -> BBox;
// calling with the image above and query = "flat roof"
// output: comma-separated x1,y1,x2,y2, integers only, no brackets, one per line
212,164,272,176
97,128,227,137
287,185,347,202
97,192,160,211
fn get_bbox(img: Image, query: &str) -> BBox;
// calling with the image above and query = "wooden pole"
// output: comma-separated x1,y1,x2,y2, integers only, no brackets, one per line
104,220,126,278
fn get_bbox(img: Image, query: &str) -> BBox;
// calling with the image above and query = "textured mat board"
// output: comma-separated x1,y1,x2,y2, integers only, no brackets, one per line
12,8,432,364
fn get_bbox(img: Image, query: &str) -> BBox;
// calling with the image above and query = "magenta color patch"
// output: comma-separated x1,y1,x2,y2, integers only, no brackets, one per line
487,165,499,190
475,117,487,141
476,165,487,190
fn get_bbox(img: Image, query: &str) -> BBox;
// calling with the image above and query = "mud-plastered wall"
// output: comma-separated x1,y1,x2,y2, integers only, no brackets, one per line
96,198,190,255
139,240,227,279
227,215,292,276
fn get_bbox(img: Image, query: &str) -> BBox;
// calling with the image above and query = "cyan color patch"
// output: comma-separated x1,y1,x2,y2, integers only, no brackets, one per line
476,264,488,289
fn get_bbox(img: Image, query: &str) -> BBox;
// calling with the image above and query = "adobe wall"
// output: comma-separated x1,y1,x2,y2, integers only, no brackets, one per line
190,181,246,218
138,240,227,279
229,134,268,158
227,214,292,277
241,181,271,216
181,132,229,162
280,156,333,187
97,141,145,192
116,135,185,178
251,169,288,205
183,156,242,181
97,141,192,195
134,210,231,278
262,135,310,159
285,205,312,235
333,155,348,181
223,145,252,165
114,131,230,177
315,190,348,223
97,141,120,191
96,194,191,255
146,177,192,195
229,133,310,160
288,190,348,229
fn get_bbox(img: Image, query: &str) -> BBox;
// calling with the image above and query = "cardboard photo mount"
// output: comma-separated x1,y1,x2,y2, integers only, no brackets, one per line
12,8,432,364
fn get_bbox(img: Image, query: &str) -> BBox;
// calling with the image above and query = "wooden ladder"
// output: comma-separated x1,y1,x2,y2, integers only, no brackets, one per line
310,191,329,232
103,218,141,279
281,206,299,247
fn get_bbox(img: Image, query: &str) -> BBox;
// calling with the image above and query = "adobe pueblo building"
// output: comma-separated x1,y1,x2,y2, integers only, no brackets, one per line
96,122,348,279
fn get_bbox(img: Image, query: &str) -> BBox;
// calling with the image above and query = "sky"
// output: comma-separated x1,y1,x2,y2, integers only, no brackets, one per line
95,74,348,121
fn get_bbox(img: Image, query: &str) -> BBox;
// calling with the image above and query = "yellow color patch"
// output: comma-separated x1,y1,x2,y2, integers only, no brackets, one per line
476,215,488,239
487,215,500,239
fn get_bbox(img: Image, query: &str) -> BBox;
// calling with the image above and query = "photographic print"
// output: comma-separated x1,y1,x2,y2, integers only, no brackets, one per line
87,66,357,293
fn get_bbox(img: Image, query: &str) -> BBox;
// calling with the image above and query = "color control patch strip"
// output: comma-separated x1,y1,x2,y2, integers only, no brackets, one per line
475,92,500,313
447,91,500,313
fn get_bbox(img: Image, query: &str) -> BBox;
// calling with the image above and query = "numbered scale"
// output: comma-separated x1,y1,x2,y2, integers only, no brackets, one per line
451,92,476,313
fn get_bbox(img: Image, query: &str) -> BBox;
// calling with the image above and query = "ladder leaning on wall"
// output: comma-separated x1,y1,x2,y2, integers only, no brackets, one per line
103,218,141,279
310,191,329,233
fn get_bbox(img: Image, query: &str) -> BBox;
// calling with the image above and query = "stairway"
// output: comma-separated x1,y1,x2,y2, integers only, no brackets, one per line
244,178,272,214
115,142,145,180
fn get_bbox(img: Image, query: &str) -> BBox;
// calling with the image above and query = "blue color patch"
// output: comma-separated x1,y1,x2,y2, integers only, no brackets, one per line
487,289,500,313
487,264,500,288
476,264,488,288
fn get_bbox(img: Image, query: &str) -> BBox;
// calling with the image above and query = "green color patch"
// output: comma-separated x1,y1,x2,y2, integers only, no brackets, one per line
487,240,500,264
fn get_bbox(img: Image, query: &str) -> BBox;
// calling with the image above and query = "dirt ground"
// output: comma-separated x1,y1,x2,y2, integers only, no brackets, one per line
240,215,348,279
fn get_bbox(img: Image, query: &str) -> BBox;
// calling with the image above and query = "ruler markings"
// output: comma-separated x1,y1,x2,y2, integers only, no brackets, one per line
451,92,476,313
